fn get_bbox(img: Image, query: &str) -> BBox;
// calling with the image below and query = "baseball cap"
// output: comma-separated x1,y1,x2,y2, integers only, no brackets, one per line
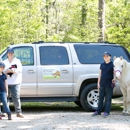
0,62,5,67
103,52,111,57
7,48,14,53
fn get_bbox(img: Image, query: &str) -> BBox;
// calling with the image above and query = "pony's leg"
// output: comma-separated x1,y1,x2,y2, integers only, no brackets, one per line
120,87,127,113
126,87,130,114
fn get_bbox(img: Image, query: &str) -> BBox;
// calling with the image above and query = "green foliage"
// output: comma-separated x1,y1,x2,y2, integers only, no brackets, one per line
106,0,130,51
0,0,130,52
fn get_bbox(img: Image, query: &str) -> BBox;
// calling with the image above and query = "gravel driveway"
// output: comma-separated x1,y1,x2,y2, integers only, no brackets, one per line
0,99,130,130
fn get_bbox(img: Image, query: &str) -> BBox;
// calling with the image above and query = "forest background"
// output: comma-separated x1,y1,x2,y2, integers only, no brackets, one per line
0,0,130,52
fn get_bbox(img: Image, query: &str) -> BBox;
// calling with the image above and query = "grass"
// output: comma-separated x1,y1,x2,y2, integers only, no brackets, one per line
9,102,84,112
111,97,123,111
111,103,123,111
9,100,123,112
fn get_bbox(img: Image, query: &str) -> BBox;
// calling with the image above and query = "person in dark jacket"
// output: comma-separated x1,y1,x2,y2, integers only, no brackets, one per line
0,62,12,120
92,52,114,117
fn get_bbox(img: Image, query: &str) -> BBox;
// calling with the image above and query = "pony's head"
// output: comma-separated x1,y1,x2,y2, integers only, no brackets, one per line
113,56,127,79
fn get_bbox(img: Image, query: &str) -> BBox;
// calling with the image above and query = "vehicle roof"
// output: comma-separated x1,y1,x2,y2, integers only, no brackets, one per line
8,42,121,47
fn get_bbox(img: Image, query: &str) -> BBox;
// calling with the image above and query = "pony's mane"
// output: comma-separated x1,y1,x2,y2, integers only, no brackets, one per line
122,58,129,74
123,58,127,66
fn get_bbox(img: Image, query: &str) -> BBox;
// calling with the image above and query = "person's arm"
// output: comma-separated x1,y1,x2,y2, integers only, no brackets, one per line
112,63,116,83
5,79,8,97
3,60,14,75
5,69,14,74
97,69,101,91
112,71,116,83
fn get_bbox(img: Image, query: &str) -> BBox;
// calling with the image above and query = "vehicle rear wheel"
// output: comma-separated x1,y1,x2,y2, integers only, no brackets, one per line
80,83,99,112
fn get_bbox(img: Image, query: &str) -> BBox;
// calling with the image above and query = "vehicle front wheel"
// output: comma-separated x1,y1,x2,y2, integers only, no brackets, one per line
80,83,99,112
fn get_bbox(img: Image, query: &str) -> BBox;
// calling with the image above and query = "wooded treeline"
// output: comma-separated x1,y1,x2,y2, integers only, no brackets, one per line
0,0,130,51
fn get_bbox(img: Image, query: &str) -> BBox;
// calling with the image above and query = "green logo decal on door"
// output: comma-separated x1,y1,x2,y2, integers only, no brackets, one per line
43,68,60,79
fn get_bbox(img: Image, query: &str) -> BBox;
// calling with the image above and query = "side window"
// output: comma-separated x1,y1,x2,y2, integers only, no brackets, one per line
2,46,34,66
74,45,130,64
40,46,69,65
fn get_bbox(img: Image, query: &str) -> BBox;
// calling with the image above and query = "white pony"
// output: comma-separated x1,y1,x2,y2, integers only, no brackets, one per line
113,56,130,115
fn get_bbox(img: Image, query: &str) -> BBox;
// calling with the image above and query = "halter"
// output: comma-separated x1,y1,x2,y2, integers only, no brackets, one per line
114,70,122,75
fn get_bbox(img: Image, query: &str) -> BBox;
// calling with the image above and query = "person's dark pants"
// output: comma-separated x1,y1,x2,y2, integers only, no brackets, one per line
97,86,113,114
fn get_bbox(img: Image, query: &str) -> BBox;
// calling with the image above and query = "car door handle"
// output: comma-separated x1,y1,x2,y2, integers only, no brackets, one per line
61,70,70,73
28,70,35,73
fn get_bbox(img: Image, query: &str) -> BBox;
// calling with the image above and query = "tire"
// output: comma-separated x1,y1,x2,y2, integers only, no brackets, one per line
80,83,99,112
74,101,82,107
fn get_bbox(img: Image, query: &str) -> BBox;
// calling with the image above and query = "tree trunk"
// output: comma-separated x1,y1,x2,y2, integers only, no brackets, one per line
98,0,105,42
81,0,87,41
46,0,49,41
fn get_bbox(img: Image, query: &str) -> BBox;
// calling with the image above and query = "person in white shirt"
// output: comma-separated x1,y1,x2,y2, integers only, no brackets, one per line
3,48,24,118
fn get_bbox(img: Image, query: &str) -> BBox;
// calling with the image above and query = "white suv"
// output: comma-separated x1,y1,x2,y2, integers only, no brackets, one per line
0,42,130,111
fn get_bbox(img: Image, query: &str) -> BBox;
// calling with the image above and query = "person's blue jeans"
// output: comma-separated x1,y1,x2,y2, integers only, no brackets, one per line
97,86,113,114
0,92,11,114
8,85,22,113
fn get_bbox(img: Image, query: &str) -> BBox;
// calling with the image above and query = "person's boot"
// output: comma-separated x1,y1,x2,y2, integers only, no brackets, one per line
7,113,12,120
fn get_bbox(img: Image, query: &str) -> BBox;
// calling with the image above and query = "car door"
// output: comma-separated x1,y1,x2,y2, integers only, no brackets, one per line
36,43,73,96
1,44,37,96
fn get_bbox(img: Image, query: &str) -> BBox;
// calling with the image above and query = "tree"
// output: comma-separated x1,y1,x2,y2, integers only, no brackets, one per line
106,0,130,50
81,0,87,41
0,0,130,52
98,0,105,42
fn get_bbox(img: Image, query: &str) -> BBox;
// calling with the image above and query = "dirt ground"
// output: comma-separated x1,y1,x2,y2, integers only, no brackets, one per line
0,98,130,130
